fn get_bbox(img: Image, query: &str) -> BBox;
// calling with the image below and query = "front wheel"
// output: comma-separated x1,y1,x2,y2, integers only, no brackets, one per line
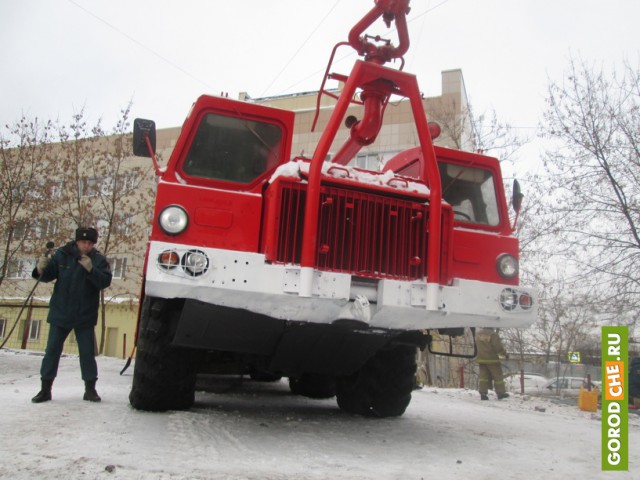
129,297,197,412
336,346,417,417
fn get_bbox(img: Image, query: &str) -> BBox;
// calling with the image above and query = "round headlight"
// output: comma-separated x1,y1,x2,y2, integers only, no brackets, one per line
497,254,518,280
182,249,209,276
500,288,518,311
158,205,189,235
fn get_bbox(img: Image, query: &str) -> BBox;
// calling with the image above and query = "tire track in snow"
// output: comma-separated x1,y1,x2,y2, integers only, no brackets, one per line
167,410,253,464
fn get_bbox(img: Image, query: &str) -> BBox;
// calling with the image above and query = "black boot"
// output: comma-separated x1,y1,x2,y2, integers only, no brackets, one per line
83,380,101,402
32,378,53,403
497,392,510,400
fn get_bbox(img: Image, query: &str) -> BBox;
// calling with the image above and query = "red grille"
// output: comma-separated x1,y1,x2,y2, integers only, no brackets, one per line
273,181,432,280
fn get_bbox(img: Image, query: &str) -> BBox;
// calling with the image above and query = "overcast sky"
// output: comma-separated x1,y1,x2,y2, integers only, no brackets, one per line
1,0,638,177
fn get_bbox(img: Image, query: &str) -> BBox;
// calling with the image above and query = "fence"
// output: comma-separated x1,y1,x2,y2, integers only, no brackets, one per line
417,347,602,392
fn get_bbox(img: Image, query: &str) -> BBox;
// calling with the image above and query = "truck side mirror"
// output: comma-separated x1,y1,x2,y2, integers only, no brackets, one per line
512,179,524,213
133,118,156,158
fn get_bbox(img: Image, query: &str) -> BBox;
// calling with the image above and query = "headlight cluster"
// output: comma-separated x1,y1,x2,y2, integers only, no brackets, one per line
499,287,533,312
496,253,532,311
157,249,209,277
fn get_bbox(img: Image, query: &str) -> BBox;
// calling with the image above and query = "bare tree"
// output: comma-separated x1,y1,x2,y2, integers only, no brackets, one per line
516,276,597,389
0,107,156,352
539,56,640,327
0,117,55,291
54,108,104,228
86,104,156,353
429,98,529,162
52,105,156,353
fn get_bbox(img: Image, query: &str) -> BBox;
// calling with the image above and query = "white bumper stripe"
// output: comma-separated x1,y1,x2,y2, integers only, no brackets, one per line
146,241,537,330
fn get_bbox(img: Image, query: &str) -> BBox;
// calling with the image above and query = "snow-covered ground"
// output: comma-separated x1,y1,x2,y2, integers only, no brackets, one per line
1,349,638,480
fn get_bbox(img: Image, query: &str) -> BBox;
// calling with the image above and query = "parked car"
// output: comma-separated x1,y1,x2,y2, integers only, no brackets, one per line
541,376,601,397
505,373,548,395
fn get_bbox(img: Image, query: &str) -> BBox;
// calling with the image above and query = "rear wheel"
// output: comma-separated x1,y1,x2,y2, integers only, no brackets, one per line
129,297,197,412
336,346,416,417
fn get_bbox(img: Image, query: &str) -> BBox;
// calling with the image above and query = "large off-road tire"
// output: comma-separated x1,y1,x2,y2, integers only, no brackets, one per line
336,346,417,418
129,297,197,412
289,373,336,399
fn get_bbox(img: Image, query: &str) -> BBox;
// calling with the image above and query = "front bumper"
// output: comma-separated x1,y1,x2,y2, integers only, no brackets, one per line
145,241,537,330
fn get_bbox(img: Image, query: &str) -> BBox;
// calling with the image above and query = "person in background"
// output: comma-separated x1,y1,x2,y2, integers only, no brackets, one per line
31,227,112,403
475,327,510,400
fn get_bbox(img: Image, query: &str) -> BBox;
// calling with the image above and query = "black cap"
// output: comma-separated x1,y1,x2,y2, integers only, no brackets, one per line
75,227,98,244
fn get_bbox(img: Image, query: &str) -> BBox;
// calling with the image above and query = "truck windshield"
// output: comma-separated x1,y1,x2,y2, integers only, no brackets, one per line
182,113,283,184
439,162,500,226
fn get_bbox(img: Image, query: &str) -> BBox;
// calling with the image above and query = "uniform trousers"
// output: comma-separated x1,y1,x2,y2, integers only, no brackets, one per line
478,362,506,395
40,324,98,381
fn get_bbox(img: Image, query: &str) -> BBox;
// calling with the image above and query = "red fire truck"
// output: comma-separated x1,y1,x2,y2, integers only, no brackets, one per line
129,0,536,417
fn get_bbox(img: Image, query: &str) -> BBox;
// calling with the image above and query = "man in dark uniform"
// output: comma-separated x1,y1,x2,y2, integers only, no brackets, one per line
31,227,112,403
476,327,510,400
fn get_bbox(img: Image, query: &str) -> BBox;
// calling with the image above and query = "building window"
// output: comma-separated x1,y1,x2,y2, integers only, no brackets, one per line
10,220,58,240
93,174,138,197
6,258,35,279
354,153,381,171
0,318,6,338
108,257,128,279
12,221,27,240
113,215,134,237
28,319,41,341
50,179,64,199
117,174,138,193
35,219,58,238
99,176,115,195
80,177,100,197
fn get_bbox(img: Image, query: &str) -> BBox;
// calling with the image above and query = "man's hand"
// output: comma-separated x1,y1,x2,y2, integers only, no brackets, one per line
78,255,93,273
36,256,49,275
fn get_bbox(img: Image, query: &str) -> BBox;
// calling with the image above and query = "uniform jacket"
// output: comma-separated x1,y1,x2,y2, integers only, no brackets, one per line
32,241,112,329
476,328,507,364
